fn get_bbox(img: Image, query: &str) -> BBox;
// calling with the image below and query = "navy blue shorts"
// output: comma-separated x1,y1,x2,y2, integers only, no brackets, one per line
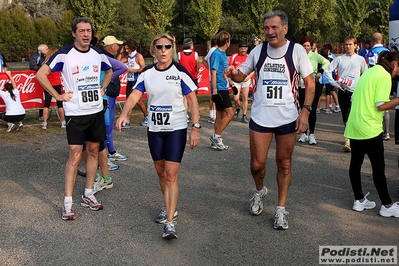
249,119,296,135
147,129,187,162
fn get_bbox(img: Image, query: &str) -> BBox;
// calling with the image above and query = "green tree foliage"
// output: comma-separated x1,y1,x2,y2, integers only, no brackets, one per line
333,0,374,42
112,0,150,47
240,0,278,38
364,0,391,42
0,0,396,61
188,0,222,48
10,7,36,50
279,0,338,43
142,0,176,37
57,10,75,46
33,17,58,48
66,0,121,39
0,8,17,60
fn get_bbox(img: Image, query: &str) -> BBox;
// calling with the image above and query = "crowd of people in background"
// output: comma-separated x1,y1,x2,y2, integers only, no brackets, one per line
1,10,399,242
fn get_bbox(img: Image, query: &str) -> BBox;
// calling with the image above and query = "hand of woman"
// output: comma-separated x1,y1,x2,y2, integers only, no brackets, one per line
188,128,200,149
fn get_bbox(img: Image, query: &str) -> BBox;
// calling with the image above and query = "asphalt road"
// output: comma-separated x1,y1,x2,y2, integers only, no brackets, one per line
0,108,398,266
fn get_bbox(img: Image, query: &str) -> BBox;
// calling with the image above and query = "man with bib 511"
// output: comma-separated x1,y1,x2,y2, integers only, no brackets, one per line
226,10,315,230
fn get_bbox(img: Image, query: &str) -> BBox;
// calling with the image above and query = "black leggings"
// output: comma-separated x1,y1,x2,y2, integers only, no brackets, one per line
338,89,352,124
349,134,392,205
299,81,323,134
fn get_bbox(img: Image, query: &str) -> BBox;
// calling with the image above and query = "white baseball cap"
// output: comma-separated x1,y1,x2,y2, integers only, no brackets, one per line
102,36,123,46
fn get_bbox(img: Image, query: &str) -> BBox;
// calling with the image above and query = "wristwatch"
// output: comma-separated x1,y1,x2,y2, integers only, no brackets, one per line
192,123,201,129
303,105,312,112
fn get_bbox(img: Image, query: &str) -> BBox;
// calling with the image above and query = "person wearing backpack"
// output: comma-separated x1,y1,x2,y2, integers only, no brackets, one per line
226,10,315,230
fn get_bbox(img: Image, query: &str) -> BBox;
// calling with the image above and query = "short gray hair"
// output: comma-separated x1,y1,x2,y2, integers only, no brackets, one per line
263,10,289,26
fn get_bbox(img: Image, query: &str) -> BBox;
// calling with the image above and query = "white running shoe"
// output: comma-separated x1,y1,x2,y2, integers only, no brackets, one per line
308,134,317,145
274,208,289,230
41,122,47,130
249,186,268,215
93,173,105,194
162,221,178,239
107,159,119,171
379,202,399,217
16,122,23,131
352,192,376,211
155,206,178,224
298,133,308,143
6,123,15,132
108,152,128,161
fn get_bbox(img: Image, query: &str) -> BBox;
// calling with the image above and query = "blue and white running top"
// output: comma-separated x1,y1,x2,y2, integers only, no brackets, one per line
134,61,197,132
46,44,112,116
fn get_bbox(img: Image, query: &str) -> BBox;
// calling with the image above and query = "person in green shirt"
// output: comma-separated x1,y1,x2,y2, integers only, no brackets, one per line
344,50,399,218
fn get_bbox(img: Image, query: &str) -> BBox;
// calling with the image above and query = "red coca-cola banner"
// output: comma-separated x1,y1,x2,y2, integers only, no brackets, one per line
0,67,212,112
0,70,47,112
197,63,211,94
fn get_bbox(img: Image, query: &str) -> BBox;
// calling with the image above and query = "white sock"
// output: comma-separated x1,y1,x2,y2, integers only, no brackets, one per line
84,188,93,197
211,110,216,119
276,206,285,211
64,196,72,206
255,187,264,194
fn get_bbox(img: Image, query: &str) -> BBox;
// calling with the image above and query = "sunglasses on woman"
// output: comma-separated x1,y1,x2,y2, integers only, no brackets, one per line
154,44,173,50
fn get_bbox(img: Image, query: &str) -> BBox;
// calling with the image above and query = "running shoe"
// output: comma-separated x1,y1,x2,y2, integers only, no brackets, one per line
383,133,390,140
316,108,320,114
308,134,317,145
121,120,131,129
80,194,103,210
234,109,240,121
6,123,15,132
352,192,376,211
274,208,289,230
155,206,178,224
210,142,229,150
62,203,75,220
333,106,341,113
107,158,119,171
41,122,47,130
249,186,268,215
379,202,399,217
140,116,148,126
102,177,114,190
298,133,308,143
324,108,332,114
108,152,128,161
61,121,66,128
343,139,351,152
207,117,215,124
162,221,178,239
16,122,23,131
93,173,105,194
209,136,229,151
241,116,249,123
